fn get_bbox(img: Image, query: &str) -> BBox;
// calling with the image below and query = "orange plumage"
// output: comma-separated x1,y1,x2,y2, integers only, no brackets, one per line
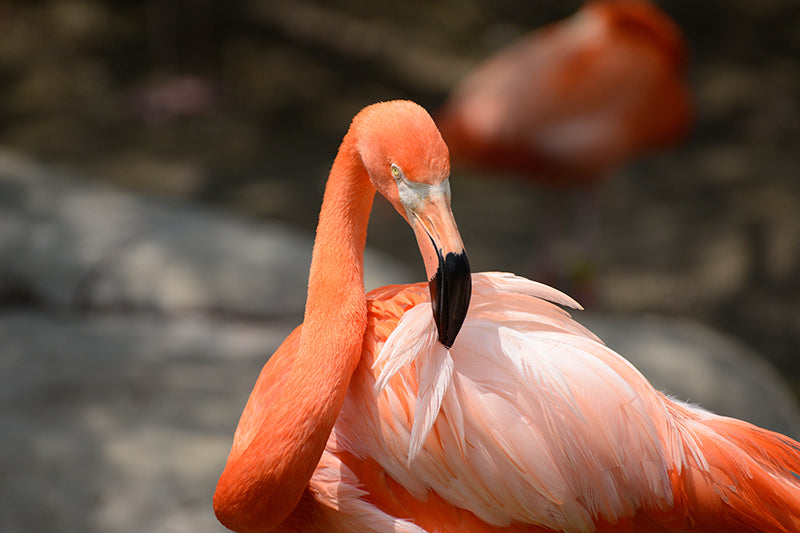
213,101,800,533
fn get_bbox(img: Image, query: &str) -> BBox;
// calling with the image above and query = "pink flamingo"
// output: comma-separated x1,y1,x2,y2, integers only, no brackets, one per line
214,101,800,533
436,0,692,291
437,0,690,186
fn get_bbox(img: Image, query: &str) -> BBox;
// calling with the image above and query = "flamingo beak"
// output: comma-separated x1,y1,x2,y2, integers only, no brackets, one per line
398,178,471,348
427,238,471,349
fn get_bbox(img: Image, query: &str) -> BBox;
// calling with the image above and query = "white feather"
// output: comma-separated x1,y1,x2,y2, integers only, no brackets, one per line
330,272,704,531
410,340,453,461
373,303,433,392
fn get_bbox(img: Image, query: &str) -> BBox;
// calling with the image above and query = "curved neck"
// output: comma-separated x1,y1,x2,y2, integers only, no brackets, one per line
305,139,374,332
214,135,376,533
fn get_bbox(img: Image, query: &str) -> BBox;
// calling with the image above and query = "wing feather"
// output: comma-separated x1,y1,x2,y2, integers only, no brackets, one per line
341,273,676,531
327,272,800,532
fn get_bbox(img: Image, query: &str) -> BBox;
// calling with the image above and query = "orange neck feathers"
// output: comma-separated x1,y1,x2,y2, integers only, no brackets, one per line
214,130,376,533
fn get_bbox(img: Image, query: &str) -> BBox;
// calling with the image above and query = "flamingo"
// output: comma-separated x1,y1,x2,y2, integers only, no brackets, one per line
435,0,692,291
213,100,800,533
436,0,691,185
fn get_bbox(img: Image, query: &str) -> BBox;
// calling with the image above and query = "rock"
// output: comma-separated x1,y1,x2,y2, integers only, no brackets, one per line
0,149,414,316
578,313,800,439
0,312,289,533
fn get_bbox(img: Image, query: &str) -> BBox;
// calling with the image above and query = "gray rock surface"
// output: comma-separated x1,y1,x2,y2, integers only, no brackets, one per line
0,149,413,316
0,312,284,533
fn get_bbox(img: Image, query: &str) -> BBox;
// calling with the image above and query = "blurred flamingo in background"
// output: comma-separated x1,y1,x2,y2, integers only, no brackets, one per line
213,101,800,533
437,0,692,294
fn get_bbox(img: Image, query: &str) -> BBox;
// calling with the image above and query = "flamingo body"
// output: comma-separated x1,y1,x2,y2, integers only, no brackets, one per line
436,0,692,186
214,101,800,533
301,275,800,532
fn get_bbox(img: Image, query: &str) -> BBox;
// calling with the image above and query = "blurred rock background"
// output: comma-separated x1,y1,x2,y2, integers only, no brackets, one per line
1,1,799,532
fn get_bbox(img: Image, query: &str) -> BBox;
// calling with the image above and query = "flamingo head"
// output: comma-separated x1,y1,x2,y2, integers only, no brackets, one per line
352,100,471,349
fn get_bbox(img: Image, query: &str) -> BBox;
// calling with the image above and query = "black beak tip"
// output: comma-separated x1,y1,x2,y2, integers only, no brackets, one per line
429,250,472,348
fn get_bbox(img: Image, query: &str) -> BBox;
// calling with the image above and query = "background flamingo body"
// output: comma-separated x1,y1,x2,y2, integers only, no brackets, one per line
214,101,800,533
436,0,692,186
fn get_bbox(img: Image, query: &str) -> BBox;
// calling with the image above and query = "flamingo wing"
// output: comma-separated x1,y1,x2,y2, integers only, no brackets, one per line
321,273,800,532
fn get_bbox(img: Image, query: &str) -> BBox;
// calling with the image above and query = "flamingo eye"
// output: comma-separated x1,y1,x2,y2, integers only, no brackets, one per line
391,164,401,178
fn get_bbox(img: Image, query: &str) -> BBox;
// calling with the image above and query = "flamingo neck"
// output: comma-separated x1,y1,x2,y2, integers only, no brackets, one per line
290,138,375,418
214,134,375,533
305,139,374,332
